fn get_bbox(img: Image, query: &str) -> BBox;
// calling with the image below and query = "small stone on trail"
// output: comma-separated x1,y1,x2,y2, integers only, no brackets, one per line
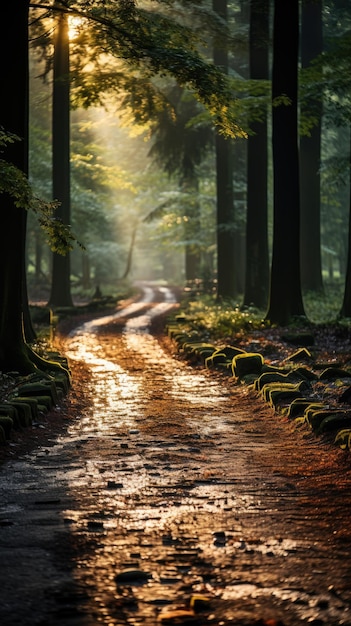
87,520,104,531
115,569,152,584
106,480,123,489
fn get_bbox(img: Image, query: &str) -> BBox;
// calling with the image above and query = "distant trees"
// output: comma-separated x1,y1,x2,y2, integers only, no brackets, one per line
147,84,214,283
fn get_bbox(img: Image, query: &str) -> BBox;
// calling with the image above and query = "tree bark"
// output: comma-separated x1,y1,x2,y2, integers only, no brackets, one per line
300,0,324,293
265,0,306,325
339,131,351,318
244,0,270,309
48,3,74,307
183,177,202,283
0,0,37,373
212,0,237,300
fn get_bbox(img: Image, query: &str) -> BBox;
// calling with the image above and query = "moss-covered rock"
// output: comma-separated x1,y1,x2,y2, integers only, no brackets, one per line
318,367,351,381
316,412,351,436
232,353,265,379
13,381,58,406
12,397,39,420
254,371,296,392
334,428,351,450
0,425,7,445
286,348,313,363
286,400,324,419
0,415,14,439
7,401,32,427
306,408,347,431
0,404,20,429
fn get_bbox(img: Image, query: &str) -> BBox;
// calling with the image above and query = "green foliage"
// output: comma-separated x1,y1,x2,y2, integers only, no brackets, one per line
176,294,267,339
303,282,344,323
175,281,347,340
35,0,248,139
299,30,351,130
0,128,81,255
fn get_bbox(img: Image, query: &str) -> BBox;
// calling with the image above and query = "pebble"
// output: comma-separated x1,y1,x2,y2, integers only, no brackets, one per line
115,569,152,584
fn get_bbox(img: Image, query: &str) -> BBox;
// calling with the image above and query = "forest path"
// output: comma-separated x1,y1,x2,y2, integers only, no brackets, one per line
0,283,351,626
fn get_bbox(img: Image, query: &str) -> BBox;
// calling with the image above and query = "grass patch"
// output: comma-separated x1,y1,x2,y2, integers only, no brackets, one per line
174,294,267,340
174,280,347,339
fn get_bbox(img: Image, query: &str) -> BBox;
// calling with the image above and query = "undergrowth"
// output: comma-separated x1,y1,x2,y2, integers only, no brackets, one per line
175,280,347,338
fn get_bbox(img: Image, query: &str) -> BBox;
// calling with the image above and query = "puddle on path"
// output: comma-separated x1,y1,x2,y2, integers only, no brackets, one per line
0,284,351,626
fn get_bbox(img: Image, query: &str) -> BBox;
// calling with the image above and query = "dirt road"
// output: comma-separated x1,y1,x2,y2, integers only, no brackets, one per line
0,285,351,626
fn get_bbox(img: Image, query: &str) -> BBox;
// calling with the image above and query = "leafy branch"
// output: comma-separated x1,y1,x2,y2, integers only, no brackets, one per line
0,129,83,254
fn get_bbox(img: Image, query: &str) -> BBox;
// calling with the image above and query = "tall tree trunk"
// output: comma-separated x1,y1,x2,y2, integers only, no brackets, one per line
339,131,351,317
265,0,306,325
82,253,91,290
35,231,43,281
244,0,270,309
121,225,137,280
212,0,237,299
0,0,36,373
48,4,73,307
183,180,201,283
300,0,324,293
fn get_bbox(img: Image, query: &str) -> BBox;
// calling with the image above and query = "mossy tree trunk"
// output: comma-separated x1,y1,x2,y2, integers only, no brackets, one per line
265,0,306,325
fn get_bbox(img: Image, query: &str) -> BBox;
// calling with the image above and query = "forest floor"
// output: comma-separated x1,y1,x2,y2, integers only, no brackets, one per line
0,287,351,626
2,289,351,464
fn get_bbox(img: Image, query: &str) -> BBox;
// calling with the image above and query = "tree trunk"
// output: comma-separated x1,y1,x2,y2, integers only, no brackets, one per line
300,0,324,293
185,202,201,282
0,0,37,373
339,131,351,317
35,230,44,281
121,225,137,280
265,0,306,325
82,253,91,290
243,0,270,309
212,0,237,300
48,4,73,307
182,176,202,283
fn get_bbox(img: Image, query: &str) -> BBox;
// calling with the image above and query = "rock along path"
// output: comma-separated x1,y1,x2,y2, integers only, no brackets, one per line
0,284,351,626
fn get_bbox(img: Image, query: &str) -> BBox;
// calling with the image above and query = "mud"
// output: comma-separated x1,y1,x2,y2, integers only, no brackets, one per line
0,285,351,626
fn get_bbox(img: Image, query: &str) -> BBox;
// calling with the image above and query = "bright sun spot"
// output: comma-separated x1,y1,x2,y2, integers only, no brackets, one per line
68,15,84,40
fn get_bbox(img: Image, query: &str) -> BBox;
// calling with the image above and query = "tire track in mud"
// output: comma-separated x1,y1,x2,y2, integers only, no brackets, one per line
0,284,351,626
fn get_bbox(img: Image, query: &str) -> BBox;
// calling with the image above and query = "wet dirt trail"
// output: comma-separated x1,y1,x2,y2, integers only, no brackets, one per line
1,285,351,626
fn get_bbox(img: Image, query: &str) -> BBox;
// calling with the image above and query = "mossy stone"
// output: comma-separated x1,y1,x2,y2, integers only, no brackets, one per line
232,353,264,379
0,404,20,429
318,367,351,381
316,413,351,436
8,402,33,427
0,415,13,439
